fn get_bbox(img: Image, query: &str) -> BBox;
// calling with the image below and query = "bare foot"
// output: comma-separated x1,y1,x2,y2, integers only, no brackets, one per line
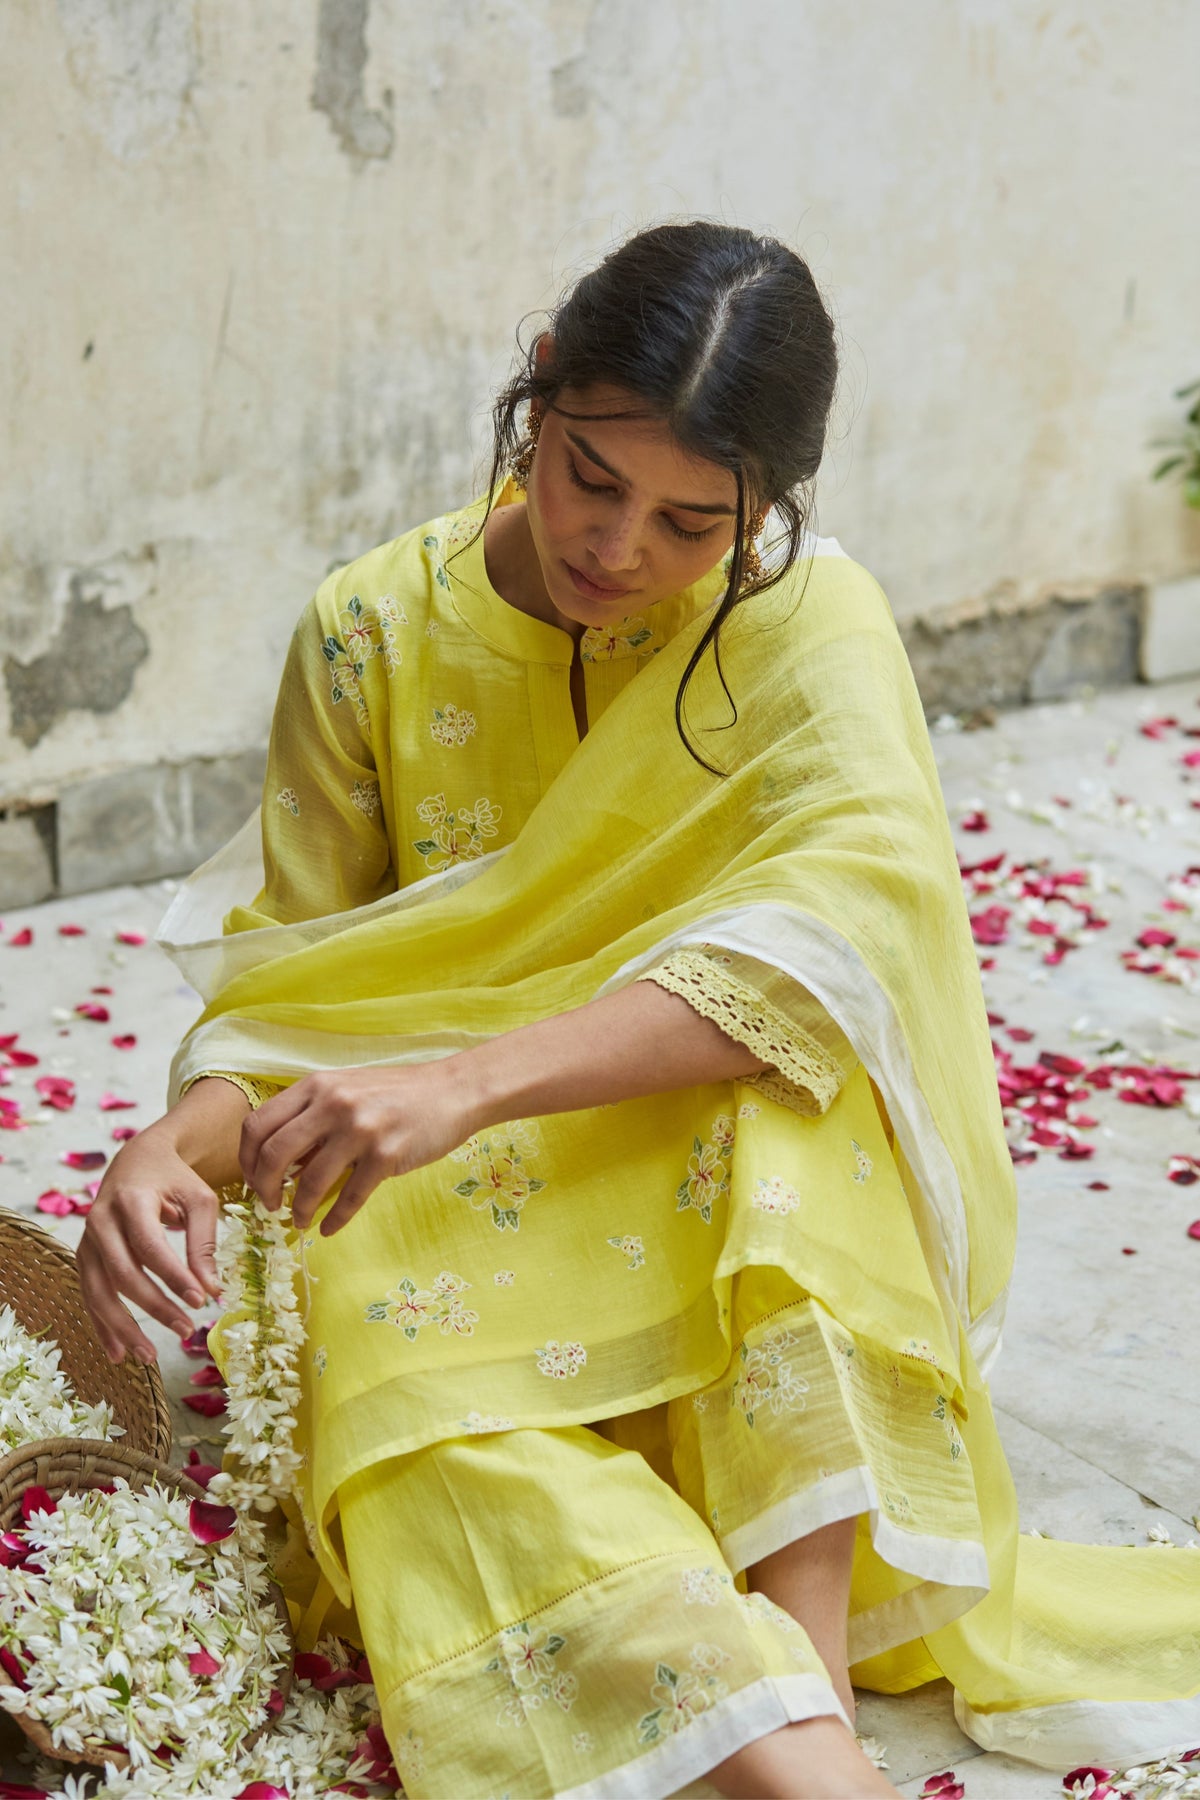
708,1714,900,1798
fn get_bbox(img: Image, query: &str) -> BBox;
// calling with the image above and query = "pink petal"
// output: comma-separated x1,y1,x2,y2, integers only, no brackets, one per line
74,1002,110,1023
0,1646,29,1689
57,924,87,938
116,929,147,946
3,1050,39,1068
1087,1181,1111,1190
265,1688,286,1716
0,1782,47,1797
1138,927,1177,948
188,1498,237,1544
294,1653,334,1684
20,1486,56,1522
34,1076,75,1110
112,1125,138,1141
98,1093,137,1111
6,929,33,948
236,1787,289,1800
36,1190,75,1216
187,1649,222,1677
1188,1220,1200,1240
59,1149,107,1171
960,810,989,832
182,1391,228,1417
112,1033,137,1050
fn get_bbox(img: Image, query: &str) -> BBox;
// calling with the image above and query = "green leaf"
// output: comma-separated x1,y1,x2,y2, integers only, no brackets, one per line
1186,476,1200,508
545,1633,566,1655
452,1179,480,1198
108,1673,131,1707
1173,379,1200,400
656,1662,677,1687
423,534,440,549
527,1178,547,1194
346,594,364,618
413,839,439,856
1152,455,1186,481
693,1135,704,1156
436,567,450,588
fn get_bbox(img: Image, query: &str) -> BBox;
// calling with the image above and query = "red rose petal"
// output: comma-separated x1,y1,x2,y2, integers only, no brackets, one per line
1188,1220,1200,1240
20,1486,56,1522
181,1323,216,1357
189,1364,226,1389
188,1498,237,1544
0,1782,47,1797
3,1050,38,1068
116,929,147,946
185,1448,221,1489
294,1653,334,1684
111,1033,137,1050
34,1075,75,1110
236,1785,288,1800
182,1391,228,1417
57,923,87,938
74,1002,110,1023
1087,1181,1110,1190
98,1093,137,1111
112,1124,138,1141
188,1649,222,1677
6,929,33,948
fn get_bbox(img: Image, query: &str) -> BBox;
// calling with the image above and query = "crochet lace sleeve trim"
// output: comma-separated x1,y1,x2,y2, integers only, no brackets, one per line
183,1071,280,1111
635,949,845,1119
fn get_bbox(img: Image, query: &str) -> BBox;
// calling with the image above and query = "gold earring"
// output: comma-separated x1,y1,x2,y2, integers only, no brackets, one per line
510,404,542,490
740,510,766,591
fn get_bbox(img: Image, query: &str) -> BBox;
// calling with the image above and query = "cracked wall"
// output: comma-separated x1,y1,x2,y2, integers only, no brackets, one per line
1,0,1198,894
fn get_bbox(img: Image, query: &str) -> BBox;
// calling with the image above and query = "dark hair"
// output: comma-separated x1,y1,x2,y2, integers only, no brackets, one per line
481,220,839,776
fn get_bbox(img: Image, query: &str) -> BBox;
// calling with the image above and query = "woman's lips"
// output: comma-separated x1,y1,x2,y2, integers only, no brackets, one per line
564,560,632,601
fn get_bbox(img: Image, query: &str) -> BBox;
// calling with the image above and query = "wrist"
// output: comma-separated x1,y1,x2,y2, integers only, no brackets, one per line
443,1039,522,1136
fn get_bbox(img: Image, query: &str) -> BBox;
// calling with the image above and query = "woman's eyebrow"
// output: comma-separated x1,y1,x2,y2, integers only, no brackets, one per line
564,428,738,516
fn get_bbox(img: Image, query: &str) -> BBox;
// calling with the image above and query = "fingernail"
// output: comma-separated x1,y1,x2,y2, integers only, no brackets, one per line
185,1288,204,1307
136,1345,156,1365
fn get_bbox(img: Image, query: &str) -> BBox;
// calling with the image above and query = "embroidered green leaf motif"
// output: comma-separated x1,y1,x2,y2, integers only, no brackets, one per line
345,595,365,620
401,1325,420,1341
422,535,439,550
492,1204,520,1231
527,1177,547,1195
320,634,344,663
435,566,449,588
363,1301,390,1321
675,1186,693,1210
700,1202,712,1223
452,1179,481,1198
693,1135,704,1156
638,1709,666,1744
625,627,652,648
544,1634,566,1656
656,1662,678,1688
413,839,440,857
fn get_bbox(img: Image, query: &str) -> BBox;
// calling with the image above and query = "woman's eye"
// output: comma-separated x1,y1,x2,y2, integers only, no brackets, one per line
664,517,715,544
566,456,610,496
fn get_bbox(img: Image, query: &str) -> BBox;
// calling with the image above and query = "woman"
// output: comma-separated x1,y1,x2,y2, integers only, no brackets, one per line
79,222,1200,1800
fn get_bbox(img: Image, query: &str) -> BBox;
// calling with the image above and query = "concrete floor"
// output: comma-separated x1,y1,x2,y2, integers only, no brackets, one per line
1,676,1198,1797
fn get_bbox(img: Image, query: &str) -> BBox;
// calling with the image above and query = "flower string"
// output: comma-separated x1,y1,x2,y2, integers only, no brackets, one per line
0,1304,122,1451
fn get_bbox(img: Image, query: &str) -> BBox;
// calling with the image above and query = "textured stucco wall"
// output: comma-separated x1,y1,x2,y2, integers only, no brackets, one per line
2,0,1198,831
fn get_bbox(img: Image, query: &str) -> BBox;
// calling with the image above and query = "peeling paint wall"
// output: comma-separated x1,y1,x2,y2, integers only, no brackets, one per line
2,0,1198,838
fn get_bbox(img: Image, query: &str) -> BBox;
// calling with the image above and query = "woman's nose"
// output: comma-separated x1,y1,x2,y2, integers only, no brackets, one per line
590,509,644,573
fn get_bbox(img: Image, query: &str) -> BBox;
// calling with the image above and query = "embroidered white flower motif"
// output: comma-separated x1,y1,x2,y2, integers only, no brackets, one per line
580,618,653,661
535,1339,587,1379
364,1270,479,1340
393,1728,424,1781
882,1488,913,1520
312,1346,328,1377
737,1101,762,1119
731,1325,808,1428
572,1731,593,1753
276,787,300,817
738,1590,800,1632
430,702,477,747
680,1567,727,1606
709,1112,736,1151
637,1642,730,1743
851,1138,873,1183
350,778,380,818
900,1337,940,1366
485,1621,577,1728
751,1174,801,1216
606,1233,645,1270
450,1120,547,1232
426,618,441,635
413,791,502,871
494,1269,515,1286
461,1410,516,1434
691,1391,710,1412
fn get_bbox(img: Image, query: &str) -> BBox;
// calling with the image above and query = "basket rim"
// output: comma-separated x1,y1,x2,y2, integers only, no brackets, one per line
0,1204,174,1462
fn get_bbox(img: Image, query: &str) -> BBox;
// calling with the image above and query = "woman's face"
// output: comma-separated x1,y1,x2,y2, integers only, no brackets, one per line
523,384,742,627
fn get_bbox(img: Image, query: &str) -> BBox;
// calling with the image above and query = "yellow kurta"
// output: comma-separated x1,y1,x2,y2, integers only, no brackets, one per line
162,485,1200,1798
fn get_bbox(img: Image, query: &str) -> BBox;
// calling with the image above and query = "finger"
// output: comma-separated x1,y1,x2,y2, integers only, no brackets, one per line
82,1211,198,1341
76,1238,159,1364
318,1159,383,1237
178,1184,223,1300
238,1082,309,1186
119,1192,211,1310
290,1142,354,1231
241,1107,322,1210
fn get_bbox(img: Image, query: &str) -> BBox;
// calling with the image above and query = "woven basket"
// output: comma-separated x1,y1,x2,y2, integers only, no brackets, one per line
0,1205,172,1461
0,1438,294,1770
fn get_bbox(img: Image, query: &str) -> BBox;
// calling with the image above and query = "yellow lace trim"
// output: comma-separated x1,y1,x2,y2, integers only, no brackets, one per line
636,950,845,1119
184,1071,280,1111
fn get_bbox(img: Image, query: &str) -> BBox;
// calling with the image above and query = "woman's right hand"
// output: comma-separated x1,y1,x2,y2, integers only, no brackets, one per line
76,1123,225,1367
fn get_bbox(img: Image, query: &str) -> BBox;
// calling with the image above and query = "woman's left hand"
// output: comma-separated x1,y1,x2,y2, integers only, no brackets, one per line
238,1061,482,1235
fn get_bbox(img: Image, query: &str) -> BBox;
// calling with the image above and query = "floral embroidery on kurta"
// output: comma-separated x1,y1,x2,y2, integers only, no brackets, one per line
731,1325,808,1427
350,778,380,817
392,1730,423,1783
535,1340,587,1379
413,792,501,870
485,1621,578,1727
364,1270,478,1339
276,787,300,816
883,1488,913,1521
932,1392,965,1460
851,1138,873,1183
580,618,653,661
606,1234,645,1270
494,1269,514,1286
461,1410,515,1434
320,634,368,725
680,1567,730,1606
751,1174,801,1216
312,1346,327,1376
421,534,451,591
676,1114,735,1224
737,1101,761,1119
637,1644,731,1743
449,1119,547,1232
430,702,477,747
